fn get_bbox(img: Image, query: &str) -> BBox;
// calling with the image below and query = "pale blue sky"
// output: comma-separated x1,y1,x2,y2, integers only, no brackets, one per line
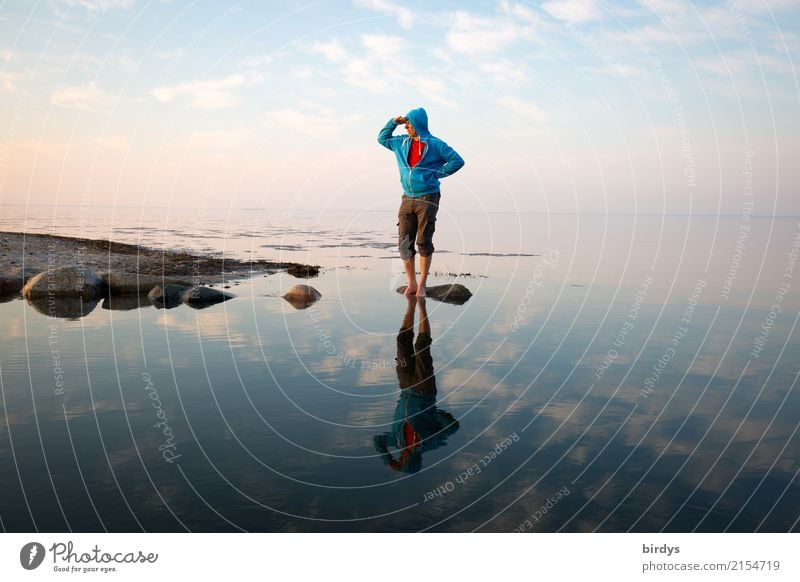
1,0,798,215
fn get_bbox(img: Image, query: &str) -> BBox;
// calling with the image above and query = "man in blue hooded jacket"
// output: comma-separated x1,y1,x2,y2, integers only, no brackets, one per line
378,107,464,297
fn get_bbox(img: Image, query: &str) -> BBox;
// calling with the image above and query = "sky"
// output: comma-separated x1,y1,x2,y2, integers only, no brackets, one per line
0,0,798,215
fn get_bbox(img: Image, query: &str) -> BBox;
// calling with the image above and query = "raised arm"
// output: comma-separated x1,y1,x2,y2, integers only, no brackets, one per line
378,117,403,150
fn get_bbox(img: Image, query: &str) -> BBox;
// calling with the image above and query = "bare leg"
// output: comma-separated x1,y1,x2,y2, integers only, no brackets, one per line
416,254,431,297
417,297,429,334
401,295,416,330
403,257,418,295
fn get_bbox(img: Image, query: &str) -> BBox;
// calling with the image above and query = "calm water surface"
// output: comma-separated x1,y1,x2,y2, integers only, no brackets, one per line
1,208,799,531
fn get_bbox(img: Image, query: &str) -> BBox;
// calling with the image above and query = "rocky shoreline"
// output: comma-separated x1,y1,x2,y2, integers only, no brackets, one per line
0,231,318,282
0,231,321,313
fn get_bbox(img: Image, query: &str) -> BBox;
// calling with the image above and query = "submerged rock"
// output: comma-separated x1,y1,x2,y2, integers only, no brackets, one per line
102,272,192,295
396,284,473,305
26,295,100,319
181,286,235,309
147,284,189,309
287,264,320,279
282,284,321,310
0,275,24,300
22,265,104,299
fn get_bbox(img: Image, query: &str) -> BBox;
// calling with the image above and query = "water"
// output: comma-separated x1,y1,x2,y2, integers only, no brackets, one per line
1,206,799,531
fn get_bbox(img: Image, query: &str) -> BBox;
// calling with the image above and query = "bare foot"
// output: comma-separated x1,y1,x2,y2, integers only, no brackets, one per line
404,284,418,296
415,285,427,297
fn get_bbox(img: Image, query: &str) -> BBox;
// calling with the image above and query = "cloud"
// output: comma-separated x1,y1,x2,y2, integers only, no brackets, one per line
697,50,794,79
499,95,547,123
360,34,408,61
344,59,390,93
500,0,543,25
736,0,798,11
263,109,344,135
153,48,187,61
630,1,755,47
239,54,273,68
446,11,527,55
51,81,116,112
585,63,643,78
70,0,134,11
621,24,709,46
309,34,409,94
352,0,415,29
345,35,411,92
291,65,316,79
479,60,529,85
309,39,347,63
1,76,14,93
152,73,264,109
542,0,602,23
0,67,25,94
55,51,137,72
416,77,458,108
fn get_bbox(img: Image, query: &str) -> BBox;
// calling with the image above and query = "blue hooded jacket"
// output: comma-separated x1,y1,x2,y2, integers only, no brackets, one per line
378,107,464,197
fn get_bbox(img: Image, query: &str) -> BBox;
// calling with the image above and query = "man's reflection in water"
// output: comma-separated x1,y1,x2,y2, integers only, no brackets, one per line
373,297,459,474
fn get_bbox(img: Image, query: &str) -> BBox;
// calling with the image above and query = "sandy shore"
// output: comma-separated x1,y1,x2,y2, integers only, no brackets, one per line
0,230,317,286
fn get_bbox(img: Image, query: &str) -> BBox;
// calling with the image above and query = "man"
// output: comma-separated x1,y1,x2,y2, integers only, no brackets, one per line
378,107,464,297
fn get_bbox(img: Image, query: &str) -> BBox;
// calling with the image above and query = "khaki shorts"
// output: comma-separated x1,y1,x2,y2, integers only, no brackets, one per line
397,193,440,259
396,329,435,394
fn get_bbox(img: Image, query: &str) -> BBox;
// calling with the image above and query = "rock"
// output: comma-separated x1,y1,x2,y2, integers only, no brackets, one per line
147,284,189,309
25,295,100,319
396,284,473,305
282,284,321,310
22,266,104,299
181,286,235,309
0,275,24,298
101,272,192,295
287,264,320,279
23,271,37,283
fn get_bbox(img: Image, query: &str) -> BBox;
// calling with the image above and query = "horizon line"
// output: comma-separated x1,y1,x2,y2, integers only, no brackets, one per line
2,204,798,218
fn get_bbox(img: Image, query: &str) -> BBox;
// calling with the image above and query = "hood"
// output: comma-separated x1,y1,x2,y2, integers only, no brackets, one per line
405,107,430,137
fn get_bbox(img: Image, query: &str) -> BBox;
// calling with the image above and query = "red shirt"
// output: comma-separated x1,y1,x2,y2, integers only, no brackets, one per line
407,139,426,168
